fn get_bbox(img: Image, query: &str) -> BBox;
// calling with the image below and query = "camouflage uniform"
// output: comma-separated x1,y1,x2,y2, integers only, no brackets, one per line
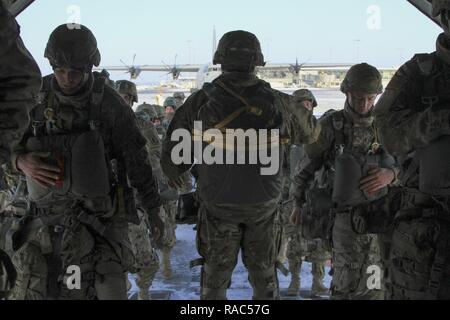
294,64,397,300
115,87,161,299
151,99,178,279
0,3,41,167
153,105,167,139
0,3,41,299
375,11,450,299
162,97,177,132
283,145,331,296
277,90,331,296
161,31,320,300
9,25,162,300
136,103,177,279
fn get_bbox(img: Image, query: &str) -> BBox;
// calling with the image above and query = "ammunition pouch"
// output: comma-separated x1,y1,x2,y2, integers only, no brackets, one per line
301,187,333,241
418,135,450,196
351,187,402,234
176,192,200,224
0,211,30,255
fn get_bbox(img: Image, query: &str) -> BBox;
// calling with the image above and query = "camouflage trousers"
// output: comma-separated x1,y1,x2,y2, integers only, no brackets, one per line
278,201,330,266
128,217,159,299
161,201,177,250
388,213,450,300
196,203,281,300
10,209,134,300
331,212,384,300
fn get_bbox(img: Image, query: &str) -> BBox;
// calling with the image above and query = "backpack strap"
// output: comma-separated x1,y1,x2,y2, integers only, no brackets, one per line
416,53,440,108
212,80,263,132
332,111,345,155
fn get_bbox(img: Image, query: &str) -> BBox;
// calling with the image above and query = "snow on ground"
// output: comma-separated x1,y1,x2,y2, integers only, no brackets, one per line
128,224,332,300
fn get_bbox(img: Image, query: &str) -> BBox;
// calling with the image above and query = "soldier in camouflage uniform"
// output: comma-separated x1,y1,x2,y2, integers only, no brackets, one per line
115,80,138,108
10,24,164,300
292,63,398,300
115,84,160,300
152,104,166,139
280,89,331,297
161,30,320,300
162,97,177,133
173,92,186,109
0,1,41,298
154,98,179,279
374,0,450,300
135,103,178,280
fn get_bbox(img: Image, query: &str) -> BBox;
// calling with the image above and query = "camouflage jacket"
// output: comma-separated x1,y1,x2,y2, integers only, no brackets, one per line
293,103,398,207
161,72,321,182
0,4,41,167
375,33,450,189
14,73,161,215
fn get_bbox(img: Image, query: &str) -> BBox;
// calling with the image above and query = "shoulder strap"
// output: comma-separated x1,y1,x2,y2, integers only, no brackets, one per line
88,76,106,130
332,111,345,149
212,80,263,132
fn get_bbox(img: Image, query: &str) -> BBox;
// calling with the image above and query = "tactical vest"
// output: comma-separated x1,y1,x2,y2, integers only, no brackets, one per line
194,79,287,205
331,111,388,207
402,53,450,196
26,76,113,214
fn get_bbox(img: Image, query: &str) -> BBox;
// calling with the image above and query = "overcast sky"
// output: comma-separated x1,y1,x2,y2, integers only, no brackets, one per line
16,0,442,83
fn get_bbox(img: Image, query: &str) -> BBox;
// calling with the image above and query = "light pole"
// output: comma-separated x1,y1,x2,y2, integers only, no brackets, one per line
354,39,361,63
187,40,192,65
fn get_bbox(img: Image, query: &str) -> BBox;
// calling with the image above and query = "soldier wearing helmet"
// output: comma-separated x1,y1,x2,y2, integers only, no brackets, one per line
375,0,450,300
277,89,331,297
162,97,177,130
161,30,320,300
0,2,41,299
115,80,138,107
136,100,178,280
293,89,318,111
173,92,186,108
11,24,164,300
292,63,399,300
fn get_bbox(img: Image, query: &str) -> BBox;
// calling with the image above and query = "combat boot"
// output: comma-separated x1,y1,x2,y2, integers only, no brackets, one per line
311,262,329,296
287,260,301,296
161,247,173,279
311,277,329,296
138,289,151,300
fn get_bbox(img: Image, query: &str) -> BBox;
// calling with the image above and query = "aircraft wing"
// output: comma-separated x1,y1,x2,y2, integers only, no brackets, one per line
259,63,354,72
140,64,202,72
94,64,202,73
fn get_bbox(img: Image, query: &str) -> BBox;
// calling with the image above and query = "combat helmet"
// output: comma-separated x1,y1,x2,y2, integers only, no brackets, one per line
432,0,450,33
136,103,158,119
173,92,186,100
164,97,177,109
116,80,138,103
155,105,165,119
293,89,318,108
45,24,101,72
341,63,383,95
213,30,265,71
